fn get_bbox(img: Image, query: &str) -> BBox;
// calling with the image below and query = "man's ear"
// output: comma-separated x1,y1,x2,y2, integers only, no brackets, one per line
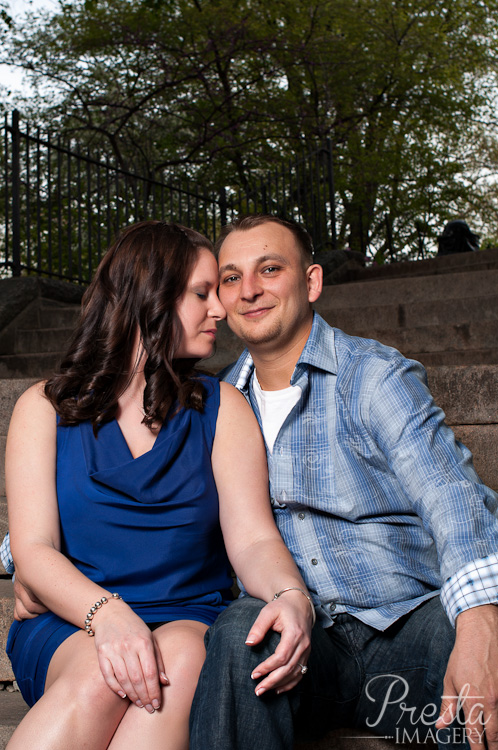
307,263,323,303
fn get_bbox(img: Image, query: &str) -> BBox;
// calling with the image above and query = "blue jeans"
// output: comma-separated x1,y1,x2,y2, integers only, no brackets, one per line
190,596,468,750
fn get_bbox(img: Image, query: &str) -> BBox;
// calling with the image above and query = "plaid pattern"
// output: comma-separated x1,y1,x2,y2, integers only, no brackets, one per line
221,312,498,630
0,532,13,575
441,553,498,625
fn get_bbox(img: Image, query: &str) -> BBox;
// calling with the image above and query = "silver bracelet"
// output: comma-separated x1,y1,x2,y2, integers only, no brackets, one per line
273,587,316,627
85,593,122,636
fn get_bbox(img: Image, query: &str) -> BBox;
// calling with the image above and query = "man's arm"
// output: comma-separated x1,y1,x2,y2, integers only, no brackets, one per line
437,604,498,750
367,355,498,748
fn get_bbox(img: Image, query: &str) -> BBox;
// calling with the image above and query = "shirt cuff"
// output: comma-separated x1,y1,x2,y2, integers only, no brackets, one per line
440,553,498,627
0,532,14,576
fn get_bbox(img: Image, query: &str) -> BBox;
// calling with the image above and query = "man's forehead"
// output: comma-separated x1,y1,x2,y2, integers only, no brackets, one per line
218,226,299,269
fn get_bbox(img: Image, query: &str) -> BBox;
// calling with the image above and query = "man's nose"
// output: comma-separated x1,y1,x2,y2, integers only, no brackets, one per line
240,274,263,300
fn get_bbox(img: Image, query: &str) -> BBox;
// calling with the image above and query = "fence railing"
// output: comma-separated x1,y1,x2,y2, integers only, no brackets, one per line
2,111,337,285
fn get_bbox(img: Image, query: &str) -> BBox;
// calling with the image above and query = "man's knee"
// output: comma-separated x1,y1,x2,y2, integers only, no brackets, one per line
206,597,267,650
203,597,282,676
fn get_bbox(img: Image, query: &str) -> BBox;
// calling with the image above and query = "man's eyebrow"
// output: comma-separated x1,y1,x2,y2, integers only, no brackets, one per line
218,262,239,276
219,254,290,276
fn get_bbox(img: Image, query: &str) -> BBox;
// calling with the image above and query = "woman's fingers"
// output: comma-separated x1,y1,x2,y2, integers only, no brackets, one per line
97,654,130,701
252,645,311,696
152,632,170,686
94,612,165,711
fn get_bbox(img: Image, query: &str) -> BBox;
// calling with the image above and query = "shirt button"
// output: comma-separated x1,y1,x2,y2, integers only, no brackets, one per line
298,512,305,520
329,602,336,612
311,558,318,566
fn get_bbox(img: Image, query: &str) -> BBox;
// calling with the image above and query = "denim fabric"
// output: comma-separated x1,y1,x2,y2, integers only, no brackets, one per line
220,313,498,629
190,596,467,750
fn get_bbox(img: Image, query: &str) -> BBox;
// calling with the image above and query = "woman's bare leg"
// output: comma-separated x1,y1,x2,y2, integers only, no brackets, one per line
109,619,208,750
7,630,128,750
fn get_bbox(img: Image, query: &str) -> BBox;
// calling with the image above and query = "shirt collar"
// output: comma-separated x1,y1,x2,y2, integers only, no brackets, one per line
232,312,338,392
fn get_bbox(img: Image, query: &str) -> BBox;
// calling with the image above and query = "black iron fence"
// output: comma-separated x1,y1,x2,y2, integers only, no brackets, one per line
2,111,337,285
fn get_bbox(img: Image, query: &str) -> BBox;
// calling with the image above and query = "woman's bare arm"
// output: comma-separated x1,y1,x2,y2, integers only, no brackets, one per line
212,381,313,695
6,382,167,710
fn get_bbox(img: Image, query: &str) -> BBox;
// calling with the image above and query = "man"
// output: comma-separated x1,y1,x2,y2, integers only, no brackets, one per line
188,215,498,750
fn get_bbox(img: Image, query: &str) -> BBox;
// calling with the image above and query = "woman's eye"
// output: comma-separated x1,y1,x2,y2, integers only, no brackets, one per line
196,292,207,300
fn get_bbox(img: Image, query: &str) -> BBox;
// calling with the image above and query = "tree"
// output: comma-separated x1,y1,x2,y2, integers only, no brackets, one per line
2,0,498,254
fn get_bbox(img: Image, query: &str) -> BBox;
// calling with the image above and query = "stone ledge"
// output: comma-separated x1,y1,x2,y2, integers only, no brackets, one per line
427,366,498,425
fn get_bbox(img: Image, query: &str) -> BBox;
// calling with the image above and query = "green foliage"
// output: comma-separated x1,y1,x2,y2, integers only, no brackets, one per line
3,0,498,253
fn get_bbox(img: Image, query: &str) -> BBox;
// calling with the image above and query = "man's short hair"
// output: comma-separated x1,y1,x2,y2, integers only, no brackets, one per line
215,214,314,267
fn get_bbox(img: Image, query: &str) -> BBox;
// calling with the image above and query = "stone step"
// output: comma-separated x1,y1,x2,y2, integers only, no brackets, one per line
410,349,498,367
0,690,29,749
316,268,498,309
15,327,73,355
335,247,498,285
349,320,498,357
37,303,80,330
0,353,63,379
323,294,498,332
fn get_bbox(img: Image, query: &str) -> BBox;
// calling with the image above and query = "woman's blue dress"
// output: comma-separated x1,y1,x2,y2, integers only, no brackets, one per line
7,376,233,706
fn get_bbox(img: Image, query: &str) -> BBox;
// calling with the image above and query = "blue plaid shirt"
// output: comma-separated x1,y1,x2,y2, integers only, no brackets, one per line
221,313,498,630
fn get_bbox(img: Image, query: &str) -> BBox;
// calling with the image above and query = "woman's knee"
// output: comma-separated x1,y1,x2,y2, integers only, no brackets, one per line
46,636,123,713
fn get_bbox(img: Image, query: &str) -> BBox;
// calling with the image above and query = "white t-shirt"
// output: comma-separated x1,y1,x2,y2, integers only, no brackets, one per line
252,373,301,453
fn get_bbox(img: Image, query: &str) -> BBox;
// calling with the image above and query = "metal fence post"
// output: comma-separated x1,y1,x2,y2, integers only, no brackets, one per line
219,187,227,227
11,110,21,276
325,139,337,249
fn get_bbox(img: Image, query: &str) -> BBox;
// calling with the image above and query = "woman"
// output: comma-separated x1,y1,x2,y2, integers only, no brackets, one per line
5,221,313,749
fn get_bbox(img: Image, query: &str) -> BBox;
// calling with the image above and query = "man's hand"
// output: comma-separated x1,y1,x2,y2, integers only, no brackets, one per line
437,604,498,750
13,578,48,620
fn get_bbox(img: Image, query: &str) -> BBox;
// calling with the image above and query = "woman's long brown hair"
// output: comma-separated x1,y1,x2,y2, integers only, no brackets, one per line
44,221,213,431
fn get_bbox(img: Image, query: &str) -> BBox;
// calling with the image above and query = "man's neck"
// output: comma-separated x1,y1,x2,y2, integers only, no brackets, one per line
250,320,312,391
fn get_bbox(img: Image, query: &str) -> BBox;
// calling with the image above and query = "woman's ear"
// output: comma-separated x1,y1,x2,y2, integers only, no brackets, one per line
307,263,323,304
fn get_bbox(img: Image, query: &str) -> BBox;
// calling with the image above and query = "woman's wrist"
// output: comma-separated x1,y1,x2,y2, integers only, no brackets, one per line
84,592,123,636
273,586,316,627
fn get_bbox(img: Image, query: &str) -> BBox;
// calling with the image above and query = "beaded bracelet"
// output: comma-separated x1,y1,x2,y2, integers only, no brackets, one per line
273,587,316,627
85,593,123,636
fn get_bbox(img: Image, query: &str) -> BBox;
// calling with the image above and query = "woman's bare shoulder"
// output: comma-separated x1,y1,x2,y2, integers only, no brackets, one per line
12,381,55,419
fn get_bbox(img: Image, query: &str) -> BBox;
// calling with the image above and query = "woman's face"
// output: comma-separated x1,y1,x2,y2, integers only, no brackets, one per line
175,248,226,359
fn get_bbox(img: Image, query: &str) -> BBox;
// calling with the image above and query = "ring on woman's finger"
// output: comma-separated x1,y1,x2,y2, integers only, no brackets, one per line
297,663,308,675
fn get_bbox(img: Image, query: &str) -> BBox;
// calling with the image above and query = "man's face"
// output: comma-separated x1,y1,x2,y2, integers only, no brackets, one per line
217,222,322,350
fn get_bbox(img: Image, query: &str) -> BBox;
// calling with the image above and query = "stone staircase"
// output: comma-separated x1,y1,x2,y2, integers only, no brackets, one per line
0,249,496,747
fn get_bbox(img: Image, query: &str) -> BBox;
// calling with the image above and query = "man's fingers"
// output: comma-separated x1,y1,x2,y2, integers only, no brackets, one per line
436,696,458,729
480,711,498,750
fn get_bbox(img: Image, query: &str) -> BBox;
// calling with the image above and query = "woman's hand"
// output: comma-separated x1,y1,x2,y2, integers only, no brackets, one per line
243,590,313,696
92,600,169,713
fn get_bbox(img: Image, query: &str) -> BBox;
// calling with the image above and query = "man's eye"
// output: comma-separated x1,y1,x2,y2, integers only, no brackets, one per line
222,275,239,283
262,266,279,273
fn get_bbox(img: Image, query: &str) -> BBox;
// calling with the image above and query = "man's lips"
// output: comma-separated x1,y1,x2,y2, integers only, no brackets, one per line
240,307,273,318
